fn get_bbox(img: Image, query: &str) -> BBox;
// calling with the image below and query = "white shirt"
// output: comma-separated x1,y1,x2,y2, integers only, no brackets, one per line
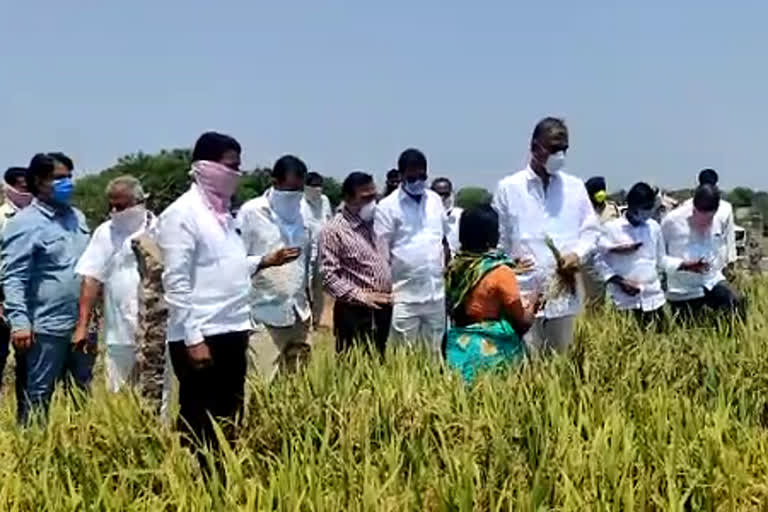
682,198,736,264
492,166,599,318
444,206,463,256
301,194,333,266
374,188,448,304
662,202,727,301
75,212,157,346
236,190,312,327
158,185,253,345
595,217,681,312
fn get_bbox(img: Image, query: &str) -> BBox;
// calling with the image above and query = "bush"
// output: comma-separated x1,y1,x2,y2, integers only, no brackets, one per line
456,187,492,210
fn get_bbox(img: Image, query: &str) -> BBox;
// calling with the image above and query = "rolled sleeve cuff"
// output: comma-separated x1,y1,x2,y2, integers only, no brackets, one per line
9,314,31,333
247,255,263,276
184,327,205,347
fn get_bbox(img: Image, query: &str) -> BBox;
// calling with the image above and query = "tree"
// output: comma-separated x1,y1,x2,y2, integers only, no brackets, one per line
73,149,272,227
455,187,492,210
73,148,343,227
727,187,755,208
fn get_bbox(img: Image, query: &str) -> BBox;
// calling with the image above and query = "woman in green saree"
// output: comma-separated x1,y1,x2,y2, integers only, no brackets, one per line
445,206,541,383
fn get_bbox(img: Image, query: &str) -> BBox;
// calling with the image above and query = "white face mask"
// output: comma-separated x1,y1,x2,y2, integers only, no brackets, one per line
270,189,303,223
358,201,376,222
304,186,323,203
403,179,427,197
545,151,566,174
111,204,146,233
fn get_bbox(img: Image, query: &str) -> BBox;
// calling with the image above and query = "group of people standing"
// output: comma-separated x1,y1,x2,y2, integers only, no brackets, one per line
0,117,746,464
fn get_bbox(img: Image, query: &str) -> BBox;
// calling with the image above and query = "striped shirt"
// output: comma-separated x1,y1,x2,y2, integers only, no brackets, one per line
319,207,392,305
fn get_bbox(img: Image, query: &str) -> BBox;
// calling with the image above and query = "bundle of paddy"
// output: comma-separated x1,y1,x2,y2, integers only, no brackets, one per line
544,235,578,300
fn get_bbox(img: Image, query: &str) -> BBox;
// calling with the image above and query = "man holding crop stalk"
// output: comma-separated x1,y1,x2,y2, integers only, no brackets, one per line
492,117,599,354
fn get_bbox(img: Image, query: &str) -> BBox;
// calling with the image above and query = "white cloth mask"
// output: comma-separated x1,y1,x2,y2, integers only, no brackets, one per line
270,189,303,223
111,205,146,234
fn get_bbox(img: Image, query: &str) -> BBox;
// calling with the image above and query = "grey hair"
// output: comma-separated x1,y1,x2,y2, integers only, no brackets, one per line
106,175,145,202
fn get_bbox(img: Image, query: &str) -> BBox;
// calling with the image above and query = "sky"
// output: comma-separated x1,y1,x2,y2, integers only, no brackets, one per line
2,1,767,192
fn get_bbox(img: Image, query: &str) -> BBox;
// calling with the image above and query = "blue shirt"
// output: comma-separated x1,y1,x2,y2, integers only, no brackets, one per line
2,200,90,337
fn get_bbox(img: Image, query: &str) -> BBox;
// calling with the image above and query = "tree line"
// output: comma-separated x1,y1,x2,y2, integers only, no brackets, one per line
72,149,494,226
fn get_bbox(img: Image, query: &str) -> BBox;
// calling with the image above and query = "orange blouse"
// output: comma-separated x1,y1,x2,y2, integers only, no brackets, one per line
462,266,522,323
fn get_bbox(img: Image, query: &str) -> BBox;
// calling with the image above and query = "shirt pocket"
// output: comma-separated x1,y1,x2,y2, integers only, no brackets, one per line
39,232,72,267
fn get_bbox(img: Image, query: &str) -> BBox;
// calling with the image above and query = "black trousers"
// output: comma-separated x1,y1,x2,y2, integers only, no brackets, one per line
669,281,747,325
333,301,392,357
631,308,667,333
168,331,249,450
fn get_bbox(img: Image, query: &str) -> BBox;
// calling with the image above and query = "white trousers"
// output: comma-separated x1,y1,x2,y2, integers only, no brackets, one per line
523,315,575,356
105,344,174,423
390,300,446,357
105,345,138,393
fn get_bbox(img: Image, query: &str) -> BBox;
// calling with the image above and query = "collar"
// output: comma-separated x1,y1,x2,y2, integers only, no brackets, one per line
525,164,559,184
32,198,62,219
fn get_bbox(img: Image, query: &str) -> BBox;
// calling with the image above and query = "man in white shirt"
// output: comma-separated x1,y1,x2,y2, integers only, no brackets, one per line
662,184,746,324
237,155,313,381
375,149,449,356
688,169,737,268
596,182,706,330
74,176,163,392
432,177,462,256
0,167,32,392
492,117,599,354
300,171,333,329
158,132,253,456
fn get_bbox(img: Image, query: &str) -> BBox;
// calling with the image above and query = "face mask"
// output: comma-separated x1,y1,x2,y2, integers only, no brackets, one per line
593,190,607,204
442,195,454,211
111,204,146,233
270,189,303,223
304,186,323,203
51,177,74,206
4,185,33,209
627,208,653,226
545,151,566,174
403,179,427,197
358,201,376,222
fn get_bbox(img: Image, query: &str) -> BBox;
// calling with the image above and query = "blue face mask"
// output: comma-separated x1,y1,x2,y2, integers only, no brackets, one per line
403,179,427,197
51,177,74,206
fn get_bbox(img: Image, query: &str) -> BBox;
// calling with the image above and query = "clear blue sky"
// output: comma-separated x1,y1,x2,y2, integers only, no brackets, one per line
2,1,767,191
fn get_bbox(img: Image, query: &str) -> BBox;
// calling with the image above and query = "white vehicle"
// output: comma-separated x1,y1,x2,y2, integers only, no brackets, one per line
735,225,746,261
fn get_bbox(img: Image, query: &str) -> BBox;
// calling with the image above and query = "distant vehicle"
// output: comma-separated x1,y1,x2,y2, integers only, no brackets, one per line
735,225,746,261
